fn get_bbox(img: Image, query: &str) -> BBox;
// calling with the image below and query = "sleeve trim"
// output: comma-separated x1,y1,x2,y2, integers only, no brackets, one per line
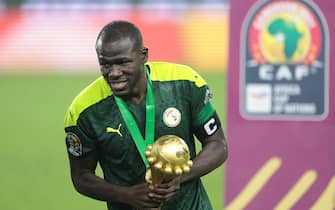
193,102,215,126
64,77,112,128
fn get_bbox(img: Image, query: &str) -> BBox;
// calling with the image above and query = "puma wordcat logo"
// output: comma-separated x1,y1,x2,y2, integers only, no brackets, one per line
106,124,123,137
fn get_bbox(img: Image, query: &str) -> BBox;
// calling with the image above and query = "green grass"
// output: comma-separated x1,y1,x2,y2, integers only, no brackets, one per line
0,72,226,210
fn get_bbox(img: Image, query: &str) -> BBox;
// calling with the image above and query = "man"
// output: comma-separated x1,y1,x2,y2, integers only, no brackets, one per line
64,20,228,210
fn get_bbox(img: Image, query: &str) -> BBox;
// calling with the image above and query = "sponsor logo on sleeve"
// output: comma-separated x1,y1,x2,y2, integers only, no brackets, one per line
204,89,213,104
66,132,82,157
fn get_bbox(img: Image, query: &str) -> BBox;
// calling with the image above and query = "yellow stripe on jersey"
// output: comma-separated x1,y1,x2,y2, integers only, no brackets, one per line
147,62,207,87
64,62,205,128
64,76,112,127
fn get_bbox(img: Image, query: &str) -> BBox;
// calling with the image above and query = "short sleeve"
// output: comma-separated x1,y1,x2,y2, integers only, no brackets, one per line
190,83,216,127
64,110,97,159
189,74,222,141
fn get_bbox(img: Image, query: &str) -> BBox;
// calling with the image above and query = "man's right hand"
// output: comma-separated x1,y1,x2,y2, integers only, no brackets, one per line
122,183,162,209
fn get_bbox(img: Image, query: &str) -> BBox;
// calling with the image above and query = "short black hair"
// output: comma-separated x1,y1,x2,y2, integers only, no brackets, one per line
96,20,143,53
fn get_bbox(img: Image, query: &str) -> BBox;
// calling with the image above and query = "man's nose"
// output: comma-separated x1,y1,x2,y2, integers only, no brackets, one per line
108,65,123,77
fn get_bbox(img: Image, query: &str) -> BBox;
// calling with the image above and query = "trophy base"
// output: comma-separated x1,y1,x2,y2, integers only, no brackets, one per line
144,169,163,210
145,168,168,185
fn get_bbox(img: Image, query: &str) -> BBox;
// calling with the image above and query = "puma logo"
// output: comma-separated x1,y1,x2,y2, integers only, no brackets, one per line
106,124,123,137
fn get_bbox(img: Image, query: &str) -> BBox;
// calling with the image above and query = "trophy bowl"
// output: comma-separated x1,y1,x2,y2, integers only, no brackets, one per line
145,135,193,185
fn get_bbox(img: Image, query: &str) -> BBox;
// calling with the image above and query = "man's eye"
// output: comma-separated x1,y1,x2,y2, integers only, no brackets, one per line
120,60,131,65
102,64,111,68
101,60,130,69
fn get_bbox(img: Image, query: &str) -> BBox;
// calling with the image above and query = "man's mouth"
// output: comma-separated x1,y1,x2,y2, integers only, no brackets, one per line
110,80,128,91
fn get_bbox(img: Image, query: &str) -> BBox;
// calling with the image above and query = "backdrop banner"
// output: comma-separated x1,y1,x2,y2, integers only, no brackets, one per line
225,0,335,209
0,8,228,72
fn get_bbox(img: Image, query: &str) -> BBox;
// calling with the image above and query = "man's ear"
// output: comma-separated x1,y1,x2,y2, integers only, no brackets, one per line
142,47,149,62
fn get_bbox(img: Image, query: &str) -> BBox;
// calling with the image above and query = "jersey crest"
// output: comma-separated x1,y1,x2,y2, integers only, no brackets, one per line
163,107,181,127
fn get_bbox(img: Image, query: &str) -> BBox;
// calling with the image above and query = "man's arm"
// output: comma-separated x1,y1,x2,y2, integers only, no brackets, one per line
68,152,161,209
181,126,227,183
148,126,227,201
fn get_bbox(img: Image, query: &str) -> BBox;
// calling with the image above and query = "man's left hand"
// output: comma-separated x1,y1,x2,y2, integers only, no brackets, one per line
147,176,181,203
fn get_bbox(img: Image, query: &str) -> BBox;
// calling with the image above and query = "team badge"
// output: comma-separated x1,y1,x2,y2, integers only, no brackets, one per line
163,107,181,127
66,132,82,157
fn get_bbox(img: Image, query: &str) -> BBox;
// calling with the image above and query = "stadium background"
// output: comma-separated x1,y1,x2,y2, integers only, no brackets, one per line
0,0,229,210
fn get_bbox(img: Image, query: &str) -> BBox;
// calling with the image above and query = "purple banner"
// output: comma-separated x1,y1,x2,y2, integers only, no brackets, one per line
226,0,335,209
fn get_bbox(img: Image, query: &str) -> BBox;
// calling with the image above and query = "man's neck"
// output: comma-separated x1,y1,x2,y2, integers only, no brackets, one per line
126,76,148,104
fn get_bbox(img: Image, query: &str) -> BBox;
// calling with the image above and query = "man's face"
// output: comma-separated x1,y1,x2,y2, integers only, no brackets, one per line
97,37,148,98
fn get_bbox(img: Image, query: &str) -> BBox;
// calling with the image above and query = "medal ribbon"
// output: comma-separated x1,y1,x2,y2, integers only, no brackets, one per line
114,67,155,168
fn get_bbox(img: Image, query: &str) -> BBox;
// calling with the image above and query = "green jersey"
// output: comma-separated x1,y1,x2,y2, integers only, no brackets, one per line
64,62,220,210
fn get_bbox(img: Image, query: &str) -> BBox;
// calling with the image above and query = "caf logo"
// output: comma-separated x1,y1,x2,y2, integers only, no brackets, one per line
244,0,326,64
240,0,329,119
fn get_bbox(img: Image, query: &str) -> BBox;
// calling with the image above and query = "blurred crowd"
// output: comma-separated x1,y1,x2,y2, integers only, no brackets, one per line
0,0,228,8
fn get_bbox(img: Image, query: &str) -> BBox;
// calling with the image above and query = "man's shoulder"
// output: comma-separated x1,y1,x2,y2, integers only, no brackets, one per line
64,76,112,127
147,61,193,75
147,61,207,87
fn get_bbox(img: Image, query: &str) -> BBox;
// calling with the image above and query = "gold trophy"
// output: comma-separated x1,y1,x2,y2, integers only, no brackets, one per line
144,135,193,210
